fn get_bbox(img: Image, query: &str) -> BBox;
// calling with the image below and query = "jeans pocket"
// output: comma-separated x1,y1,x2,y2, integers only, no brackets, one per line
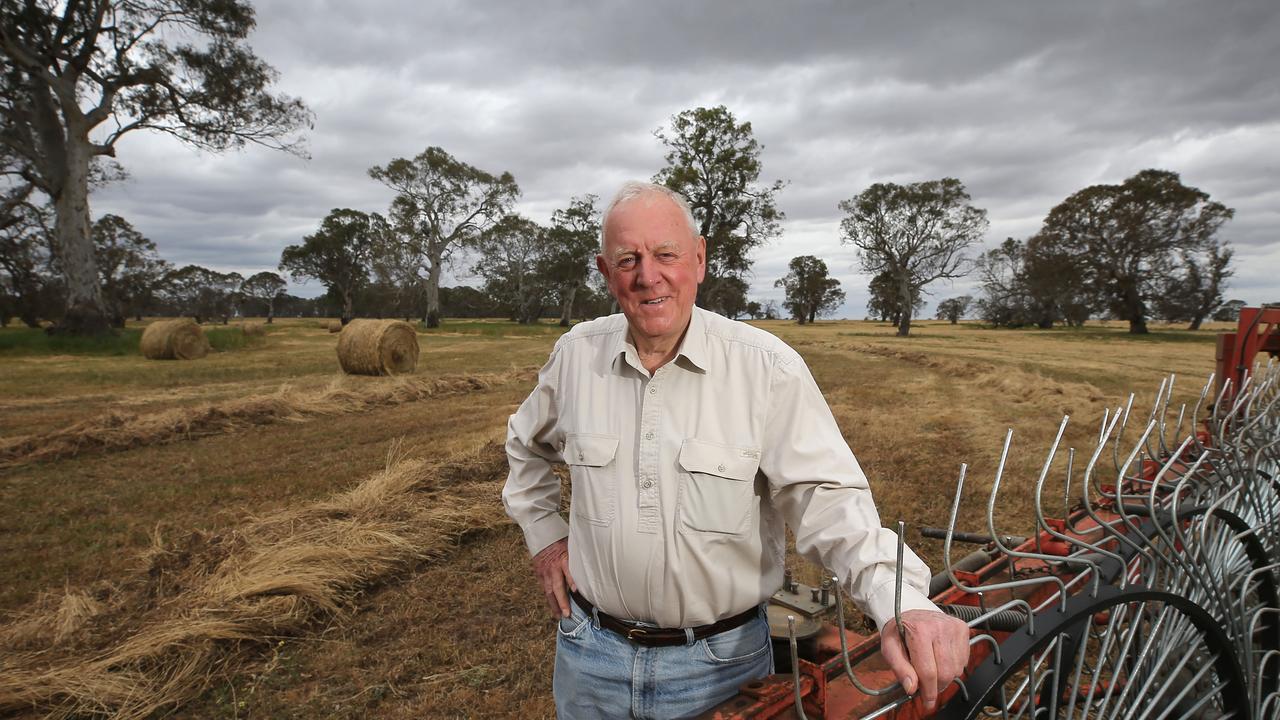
557,605,591,640
702,616,770,664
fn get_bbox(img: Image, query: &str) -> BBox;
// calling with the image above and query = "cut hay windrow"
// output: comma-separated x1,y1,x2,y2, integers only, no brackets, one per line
0,441,513,719
849,343,1107,413
0,368,536,470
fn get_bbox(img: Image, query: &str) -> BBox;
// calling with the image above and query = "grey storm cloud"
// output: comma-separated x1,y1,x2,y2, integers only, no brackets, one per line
93,0,1280,314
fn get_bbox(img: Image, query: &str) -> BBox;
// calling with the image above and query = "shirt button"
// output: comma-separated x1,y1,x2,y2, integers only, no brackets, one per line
642,479,653,489
645,431,654,440
717,464,726,473
578,451,584,461
649,387,657,394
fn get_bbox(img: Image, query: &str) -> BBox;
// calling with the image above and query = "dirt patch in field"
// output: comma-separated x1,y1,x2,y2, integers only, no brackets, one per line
0,368,535,470
0,441,512,719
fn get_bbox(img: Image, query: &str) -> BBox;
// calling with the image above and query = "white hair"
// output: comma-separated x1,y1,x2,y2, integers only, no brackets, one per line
599,181,699,250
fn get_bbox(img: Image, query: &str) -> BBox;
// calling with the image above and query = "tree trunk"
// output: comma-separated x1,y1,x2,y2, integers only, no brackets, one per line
425,257,442,328
50,143,111,335
808,307,816,324
1128,316,1148,334
896,279,914,337
559,282,578,327
266,299,275,324
1187,316,1204,331
341,289,353,325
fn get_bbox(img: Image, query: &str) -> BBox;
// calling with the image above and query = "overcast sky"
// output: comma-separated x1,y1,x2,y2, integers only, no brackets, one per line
94,0,1280,318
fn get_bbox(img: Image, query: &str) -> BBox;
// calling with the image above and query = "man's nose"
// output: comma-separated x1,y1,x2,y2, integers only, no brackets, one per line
634,257,662,287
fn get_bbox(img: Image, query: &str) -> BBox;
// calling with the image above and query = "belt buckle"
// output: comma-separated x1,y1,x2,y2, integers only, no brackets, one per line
626,627,648,642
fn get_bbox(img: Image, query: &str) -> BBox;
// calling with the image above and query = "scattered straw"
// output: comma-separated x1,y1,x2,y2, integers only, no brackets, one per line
0,368,536,470
0,441,512,719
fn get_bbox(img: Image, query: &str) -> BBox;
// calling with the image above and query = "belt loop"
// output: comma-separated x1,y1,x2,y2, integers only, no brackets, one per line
684,627,696,646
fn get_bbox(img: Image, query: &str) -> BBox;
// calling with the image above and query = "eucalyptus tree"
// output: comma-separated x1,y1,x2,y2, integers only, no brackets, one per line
240,271,287,323
839,178,987,337
775,255,845,324
542,194,600,326
654,105,784,316
1038,169,1232,334
368,147,518,327
279,209,380,325
0,0,311,334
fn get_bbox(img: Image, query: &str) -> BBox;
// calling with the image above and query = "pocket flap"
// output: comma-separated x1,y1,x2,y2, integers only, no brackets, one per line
679,439,761,481
565,433,619,467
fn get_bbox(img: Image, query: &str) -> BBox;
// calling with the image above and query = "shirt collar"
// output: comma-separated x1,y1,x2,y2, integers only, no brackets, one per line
609,307,710,376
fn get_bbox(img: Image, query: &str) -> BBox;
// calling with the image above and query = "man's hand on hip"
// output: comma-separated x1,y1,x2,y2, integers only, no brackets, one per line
879,609,970,713
532,537,577,619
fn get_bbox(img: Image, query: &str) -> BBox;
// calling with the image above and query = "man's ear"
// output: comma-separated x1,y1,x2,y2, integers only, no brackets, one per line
595,254,610,283
695,236,707,284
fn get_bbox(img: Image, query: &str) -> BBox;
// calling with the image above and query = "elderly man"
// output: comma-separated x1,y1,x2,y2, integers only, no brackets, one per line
503,181,969,718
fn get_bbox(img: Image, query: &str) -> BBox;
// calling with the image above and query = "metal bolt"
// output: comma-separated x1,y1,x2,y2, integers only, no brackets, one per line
811,588,820,603
784,568,793,593
820,577,831,605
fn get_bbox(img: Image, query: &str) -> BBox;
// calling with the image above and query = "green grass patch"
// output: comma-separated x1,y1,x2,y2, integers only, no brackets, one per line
0,324,265,356
421,319,571,337
0,326,141,355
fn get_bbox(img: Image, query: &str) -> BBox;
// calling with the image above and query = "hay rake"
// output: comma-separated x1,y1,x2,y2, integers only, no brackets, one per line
704,311,1280,720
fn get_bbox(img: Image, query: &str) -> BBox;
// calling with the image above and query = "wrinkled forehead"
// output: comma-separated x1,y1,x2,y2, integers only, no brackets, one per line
601,194,696,256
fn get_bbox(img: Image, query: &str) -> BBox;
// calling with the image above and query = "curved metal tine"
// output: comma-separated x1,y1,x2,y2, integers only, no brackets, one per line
1113,394,1136,475
985,429,1071,609
894,520,907,652
1157,450,1230,604
1188,372,1214,455
1157,374,1176,459
1171,401,1187,455
1081,419,1162,573
1032,415,1120,597
944,462,1049,629
1144,377,1169,461
786,615,810,720
831,574,902,696
1253,646,1280,717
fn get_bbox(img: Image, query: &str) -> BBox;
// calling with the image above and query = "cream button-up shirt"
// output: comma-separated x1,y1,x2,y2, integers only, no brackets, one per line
502,307,938,629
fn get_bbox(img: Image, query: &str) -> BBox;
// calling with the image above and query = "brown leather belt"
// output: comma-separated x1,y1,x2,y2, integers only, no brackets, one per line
569,590,758,648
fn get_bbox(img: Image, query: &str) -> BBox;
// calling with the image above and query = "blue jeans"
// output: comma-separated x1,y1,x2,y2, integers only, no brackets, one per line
553,598,773,719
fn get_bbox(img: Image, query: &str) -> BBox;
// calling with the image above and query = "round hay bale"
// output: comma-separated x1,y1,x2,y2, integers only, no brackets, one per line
240,322,267,337
140,319,208,360
336,319,419,375
327,321,343,333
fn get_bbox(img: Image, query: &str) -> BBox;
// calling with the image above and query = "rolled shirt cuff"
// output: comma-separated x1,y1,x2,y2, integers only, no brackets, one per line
522,512,570,557
862,581,941,630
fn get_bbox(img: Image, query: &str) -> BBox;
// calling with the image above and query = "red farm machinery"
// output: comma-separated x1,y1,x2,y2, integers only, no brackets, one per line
703,306,1280,720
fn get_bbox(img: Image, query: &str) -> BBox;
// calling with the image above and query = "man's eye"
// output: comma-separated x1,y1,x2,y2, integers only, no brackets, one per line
617,257,636,269
658,252,677,261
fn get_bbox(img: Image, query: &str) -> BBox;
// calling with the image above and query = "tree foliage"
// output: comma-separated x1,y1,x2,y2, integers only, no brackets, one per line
92,214,168,325
473,214,549,324
240,271,287,323
164,264,241,324
368,146,518,327
1212,299,1247,323
839,178,986,336
865,269,924,325
1037,169,1233,334
654,105,784,316
1153,239,1233,329
975,236,1090,329
542,195,600,326
935,296,973,324
775,255,845,324
0,199,55,326
279,209,380,324
0,0,311,334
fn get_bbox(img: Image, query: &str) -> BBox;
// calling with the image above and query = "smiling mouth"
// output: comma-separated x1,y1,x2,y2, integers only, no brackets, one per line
641,297,669,306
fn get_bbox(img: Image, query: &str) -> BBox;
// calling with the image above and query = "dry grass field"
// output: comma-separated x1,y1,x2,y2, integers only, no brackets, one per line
0,316,1229,719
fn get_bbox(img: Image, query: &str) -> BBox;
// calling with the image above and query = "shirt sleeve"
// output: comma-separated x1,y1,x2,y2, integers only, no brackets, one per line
759,351,940,629
502,344,570,557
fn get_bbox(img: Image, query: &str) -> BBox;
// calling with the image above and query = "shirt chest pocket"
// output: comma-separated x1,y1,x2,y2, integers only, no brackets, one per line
565,433,619,527
677,439,762,536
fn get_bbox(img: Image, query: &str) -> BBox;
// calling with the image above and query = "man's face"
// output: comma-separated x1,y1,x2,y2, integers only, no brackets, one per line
597,195,706,349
